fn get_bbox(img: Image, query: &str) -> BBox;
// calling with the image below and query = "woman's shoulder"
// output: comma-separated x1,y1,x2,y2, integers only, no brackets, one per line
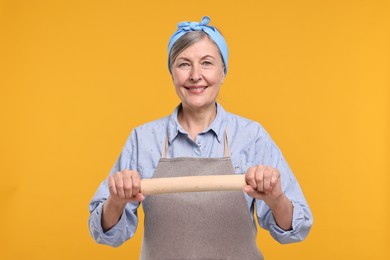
122,116,170,153
223,110,273,143
224,111,264,131
131,116,170,140
134,116,170,131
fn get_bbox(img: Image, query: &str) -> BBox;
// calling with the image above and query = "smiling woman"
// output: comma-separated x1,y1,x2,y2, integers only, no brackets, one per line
88,16,313,260
171,34,226,138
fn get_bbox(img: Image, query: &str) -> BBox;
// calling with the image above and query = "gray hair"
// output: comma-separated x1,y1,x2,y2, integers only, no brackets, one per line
168,31,224,73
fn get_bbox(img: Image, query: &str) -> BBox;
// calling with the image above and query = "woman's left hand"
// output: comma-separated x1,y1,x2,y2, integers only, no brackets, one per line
244,165,293,230
244,165,284,208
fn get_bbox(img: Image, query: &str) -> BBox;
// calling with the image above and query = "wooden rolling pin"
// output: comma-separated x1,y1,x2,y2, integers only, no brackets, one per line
140,174,247,195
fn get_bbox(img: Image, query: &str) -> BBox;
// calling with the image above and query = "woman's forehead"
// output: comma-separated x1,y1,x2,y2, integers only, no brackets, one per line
177,38,221,59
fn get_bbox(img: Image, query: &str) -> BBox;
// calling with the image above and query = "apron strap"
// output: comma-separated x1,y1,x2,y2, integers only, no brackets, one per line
161,133,169,159
161,126,231,159
223,126,231,157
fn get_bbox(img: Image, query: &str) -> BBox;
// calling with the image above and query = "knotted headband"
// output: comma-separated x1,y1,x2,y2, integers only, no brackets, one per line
168,16,228,74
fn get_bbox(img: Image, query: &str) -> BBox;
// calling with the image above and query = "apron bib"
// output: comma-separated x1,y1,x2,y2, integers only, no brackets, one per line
140,130,264,260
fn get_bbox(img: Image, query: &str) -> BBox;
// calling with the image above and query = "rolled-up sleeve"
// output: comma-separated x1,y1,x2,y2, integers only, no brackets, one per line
89,201,140,247
265,200,312,244
88,130,141,247
255,126,313,244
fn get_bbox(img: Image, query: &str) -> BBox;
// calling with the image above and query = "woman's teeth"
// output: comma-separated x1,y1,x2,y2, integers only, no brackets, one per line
185,86,207,93
186,86,207,90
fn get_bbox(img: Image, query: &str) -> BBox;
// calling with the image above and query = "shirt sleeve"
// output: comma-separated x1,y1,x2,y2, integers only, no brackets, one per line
88,130,141,247
254,126,313,244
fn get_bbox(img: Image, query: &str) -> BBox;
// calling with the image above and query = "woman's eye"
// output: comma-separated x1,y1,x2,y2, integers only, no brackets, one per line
202,61,212,66
179,63,190,68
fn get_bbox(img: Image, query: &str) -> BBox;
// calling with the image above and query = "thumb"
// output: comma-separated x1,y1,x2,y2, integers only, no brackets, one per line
244,185,265,200
133,193,145,202
243,185,254,194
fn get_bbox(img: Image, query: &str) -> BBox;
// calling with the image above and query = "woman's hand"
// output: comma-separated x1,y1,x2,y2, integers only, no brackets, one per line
244,165,283,207
244,165,293,230
107,169,145,203
102,170,144,231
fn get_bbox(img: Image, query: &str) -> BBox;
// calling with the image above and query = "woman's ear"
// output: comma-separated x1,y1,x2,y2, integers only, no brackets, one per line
221,73,225,84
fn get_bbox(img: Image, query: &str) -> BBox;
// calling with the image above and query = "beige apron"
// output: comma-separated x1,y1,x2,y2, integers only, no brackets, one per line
140,131,264,260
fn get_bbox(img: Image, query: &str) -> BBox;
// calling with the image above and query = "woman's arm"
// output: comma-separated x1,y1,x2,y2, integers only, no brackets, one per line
102,169,144,231
246,124,313,243
88,130,142,247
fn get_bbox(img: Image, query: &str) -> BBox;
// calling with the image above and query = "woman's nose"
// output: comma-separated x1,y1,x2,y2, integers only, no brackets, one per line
189,65,202,81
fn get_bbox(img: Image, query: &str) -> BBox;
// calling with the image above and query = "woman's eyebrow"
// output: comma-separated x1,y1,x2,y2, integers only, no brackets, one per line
177,55,216,61
176,57,191,62
202,55,216,60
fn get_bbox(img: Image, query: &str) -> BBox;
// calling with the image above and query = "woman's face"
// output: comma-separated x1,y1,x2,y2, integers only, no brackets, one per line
171,37,225,111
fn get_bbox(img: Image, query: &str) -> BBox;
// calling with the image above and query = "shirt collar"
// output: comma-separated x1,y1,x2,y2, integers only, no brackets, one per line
167,102,227,144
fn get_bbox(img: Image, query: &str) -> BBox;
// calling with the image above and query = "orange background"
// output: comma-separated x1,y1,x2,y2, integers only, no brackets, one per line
1,0,389,259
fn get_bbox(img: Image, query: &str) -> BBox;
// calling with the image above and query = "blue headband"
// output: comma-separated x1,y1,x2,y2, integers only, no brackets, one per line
168,16,228,74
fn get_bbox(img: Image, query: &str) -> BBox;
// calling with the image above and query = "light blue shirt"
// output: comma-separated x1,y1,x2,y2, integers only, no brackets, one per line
89,103,313,247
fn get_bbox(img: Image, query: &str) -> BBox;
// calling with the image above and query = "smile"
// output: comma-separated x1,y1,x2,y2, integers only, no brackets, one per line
184,86,208,94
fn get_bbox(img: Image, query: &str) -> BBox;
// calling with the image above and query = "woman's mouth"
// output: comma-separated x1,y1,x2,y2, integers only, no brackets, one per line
184,86,208,94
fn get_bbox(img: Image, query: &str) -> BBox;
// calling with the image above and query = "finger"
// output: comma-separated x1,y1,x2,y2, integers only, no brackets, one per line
245,167,257,190
131,172,141,197
244,185,257,197
270,169,281,193
263,166,273,193
244,185,264,200
122,170,133,199
270,169,280,187
255,165,265,192
133,193,145,202
243,185,254,194
108,175,118,197
114,172,126,199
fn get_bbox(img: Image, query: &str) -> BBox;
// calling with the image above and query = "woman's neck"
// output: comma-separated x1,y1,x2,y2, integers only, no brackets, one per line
178,103,217,140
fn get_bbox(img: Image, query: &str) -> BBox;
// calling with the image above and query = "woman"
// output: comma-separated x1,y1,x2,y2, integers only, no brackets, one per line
89,16,313,259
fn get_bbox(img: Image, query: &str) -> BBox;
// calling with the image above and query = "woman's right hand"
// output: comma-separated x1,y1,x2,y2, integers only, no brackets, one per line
107,169,145,204
102,170,144,231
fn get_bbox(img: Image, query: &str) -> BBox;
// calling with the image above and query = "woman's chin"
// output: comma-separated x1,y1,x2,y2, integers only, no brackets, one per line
182,99,215,110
